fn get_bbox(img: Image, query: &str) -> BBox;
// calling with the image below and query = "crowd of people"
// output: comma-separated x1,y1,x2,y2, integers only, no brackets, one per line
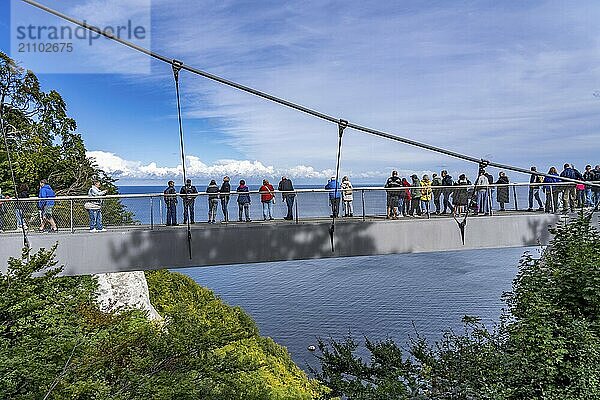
161,176,297,225
1,163,598,232
374,163,600,219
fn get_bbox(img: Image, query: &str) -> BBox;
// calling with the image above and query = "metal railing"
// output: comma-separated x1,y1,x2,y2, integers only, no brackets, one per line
0,181,598,233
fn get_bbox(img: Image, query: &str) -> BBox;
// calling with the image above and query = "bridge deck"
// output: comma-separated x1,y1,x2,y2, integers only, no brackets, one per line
1,211,588,276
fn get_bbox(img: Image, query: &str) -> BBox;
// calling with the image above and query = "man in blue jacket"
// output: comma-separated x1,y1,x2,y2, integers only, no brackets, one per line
38,179,57,232
560,163,582,213
325,176,341,218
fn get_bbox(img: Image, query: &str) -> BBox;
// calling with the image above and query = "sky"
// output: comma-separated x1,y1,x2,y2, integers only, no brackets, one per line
1,0,599,185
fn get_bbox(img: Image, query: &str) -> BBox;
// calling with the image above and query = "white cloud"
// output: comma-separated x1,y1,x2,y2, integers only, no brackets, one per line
88,150,337,180
87,150,445,185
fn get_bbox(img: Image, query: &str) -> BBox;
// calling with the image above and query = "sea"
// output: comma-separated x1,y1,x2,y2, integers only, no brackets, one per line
119,184,534,370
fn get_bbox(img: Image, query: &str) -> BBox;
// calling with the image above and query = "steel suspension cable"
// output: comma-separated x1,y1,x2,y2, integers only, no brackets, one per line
329,120,347,252
172,61,193,260
20,0,600,189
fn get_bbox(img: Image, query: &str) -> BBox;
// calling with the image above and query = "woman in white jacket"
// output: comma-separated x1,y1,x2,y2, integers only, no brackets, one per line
341,176,354,217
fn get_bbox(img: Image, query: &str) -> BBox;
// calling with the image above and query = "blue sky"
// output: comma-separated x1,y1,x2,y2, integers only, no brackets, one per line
1,0,599,184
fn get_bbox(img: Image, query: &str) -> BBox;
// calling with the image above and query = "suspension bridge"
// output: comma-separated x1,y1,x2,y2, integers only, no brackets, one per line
1,1,599,275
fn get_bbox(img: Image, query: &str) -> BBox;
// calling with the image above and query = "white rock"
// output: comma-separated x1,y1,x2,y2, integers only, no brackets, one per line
94,271,162,321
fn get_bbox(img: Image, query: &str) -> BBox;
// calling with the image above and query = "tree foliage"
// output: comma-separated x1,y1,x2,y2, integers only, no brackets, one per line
0,51,132,226
316,214,600,399
0,250,327,399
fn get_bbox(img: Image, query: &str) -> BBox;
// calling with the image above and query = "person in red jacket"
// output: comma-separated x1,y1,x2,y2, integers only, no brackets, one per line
259,179,275,220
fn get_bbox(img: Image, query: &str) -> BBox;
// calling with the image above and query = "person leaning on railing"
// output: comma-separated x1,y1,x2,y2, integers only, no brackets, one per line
543,167,561,213
219,176,231,223
495,172,510,211
384,171,402,219
420,175,432,216
236,180,251,222
593,165,600,211
409,174,422,217
206,180,220,224
431,173,442,214
180,179,198,224
440,170,454,215
259,179,275,221
164,180,178,226
583,165,595,208
341,176,353,217
325,177,341,218
86,180,107,232
278,176,295,221
560,163,582,213
452,174,470,215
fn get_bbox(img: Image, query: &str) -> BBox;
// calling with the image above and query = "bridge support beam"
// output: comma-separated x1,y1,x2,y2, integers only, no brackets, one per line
0,214,584,276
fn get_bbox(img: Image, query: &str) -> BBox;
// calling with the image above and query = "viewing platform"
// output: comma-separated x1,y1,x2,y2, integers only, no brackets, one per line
2,211,592,276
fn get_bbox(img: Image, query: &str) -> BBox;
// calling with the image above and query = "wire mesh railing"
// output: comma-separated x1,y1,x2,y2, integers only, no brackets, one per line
0,182,598,233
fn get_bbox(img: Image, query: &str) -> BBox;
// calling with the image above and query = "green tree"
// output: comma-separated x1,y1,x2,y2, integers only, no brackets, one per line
0,249,327,399
316,214,600,399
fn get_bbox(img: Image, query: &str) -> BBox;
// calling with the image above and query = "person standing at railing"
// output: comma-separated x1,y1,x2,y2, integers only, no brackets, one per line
571,164,586,208
384,171,402,219
453,174,470,215
543,167,560,213
15,183,29,230
484,170,495,210
236,179,251,222
420,175,433,216
206,180,220,224
409,174,422,216
583,165,595,208
440,170,454,215
593,165,600,211
180,179,198,224
325,177,341,218
278,176,295,220
496,172,510,211
527,166,544,212
87,180,107,232
164,180,178,226
38,179,57,232
219,176,231,223
431,173,442,215
259,179,275,221
341,176,354,217
560,163,581,213
475,169,489,216
402,177,411,216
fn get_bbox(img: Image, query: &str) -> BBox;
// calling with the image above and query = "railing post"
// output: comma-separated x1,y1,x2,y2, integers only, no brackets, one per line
549,186,554,213
70,199,74,233
295,192,299,224
361,189,365,221
159,197,163,225
513,185,519,211
487,187,493,216
150,196,154,230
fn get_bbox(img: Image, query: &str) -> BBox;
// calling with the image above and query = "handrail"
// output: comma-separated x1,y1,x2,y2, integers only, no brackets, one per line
0,181,595,202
